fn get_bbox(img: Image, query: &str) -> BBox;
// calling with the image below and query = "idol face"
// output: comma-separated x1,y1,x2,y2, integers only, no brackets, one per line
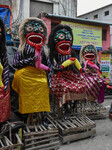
24,20,45,47
54,28,72,55
82,45,97,61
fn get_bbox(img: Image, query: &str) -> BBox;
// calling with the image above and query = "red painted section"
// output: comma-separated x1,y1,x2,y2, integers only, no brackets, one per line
41,13,51,43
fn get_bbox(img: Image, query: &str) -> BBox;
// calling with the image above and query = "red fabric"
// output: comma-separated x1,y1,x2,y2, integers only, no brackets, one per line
0,86,11,123
51,71,86,107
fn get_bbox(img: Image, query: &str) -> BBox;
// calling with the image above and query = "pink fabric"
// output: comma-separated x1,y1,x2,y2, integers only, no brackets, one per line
35,46,49,71
84,60,99,71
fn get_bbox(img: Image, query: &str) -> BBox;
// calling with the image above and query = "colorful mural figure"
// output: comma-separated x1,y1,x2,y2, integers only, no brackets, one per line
0,18,11,123
12,18,50,115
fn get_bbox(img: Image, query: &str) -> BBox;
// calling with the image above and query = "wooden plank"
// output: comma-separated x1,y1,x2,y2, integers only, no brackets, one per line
47,116,57,128
61,123,96,135
61,128,96,143
26,126,31,132
41,125,47,131
38,125,44,131
26,141,59,150
55,121,64,130
25,137,59,147
66,120,77,128
4,136,13,146
24,129,58,137
0,139,4,147
37,145,60,150
70,118,82,127
15,134,23,145
57,120,69,129
34,124,38,132
25,133,58,142
0,146,10,150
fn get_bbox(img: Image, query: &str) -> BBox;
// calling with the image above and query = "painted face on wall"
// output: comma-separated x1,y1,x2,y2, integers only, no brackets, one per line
54,28,72,55
82,45,97,61
24,20,45,47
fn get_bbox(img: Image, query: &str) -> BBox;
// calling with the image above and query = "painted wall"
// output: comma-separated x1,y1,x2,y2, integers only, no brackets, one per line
102,26,111,51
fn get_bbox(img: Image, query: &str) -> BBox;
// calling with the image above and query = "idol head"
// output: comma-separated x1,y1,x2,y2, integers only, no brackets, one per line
80,44,97,65
18,17,48,52
48,24,73,56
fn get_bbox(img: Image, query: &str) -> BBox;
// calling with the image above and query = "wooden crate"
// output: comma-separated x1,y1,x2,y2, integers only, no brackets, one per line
80,101,107,120
23,115,60,150
0,133,23,150
54,114,96,144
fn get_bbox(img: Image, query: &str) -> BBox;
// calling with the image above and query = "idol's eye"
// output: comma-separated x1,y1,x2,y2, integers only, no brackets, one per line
26,25,34,32
39,26,44,32
56,33,65,40
68,34,72,41
85,49,89,53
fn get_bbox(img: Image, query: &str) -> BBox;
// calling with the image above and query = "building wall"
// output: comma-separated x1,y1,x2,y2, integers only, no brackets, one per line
102,26,111,51
0,0,77,25
30,0,53,17
26,0,77,19
78,4,112,47
78,4,112,23
0,0,10,6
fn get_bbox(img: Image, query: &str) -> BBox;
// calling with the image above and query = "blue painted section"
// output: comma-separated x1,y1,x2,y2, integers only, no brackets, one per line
72,45,102,51
0,6,12,44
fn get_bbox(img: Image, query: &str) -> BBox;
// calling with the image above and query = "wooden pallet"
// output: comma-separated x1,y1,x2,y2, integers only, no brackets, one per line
53,114,96,144
23,115,60,150
0,133,23,150
81,101,107,120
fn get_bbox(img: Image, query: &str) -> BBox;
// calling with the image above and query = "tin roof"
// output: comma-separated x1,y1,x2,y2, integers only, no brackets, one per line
44,13,112,26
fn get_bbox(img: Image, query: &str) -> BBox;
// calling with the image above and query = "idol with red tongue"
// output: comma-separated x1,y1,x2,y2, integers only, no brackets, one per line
12,18,50,116
80,44,104,103
25,20,49,71
48,24,86,110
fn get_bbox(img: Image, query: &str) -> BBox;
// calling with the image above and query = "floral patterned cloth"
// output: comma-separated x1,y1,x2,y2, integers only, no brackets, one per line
51,70,86,107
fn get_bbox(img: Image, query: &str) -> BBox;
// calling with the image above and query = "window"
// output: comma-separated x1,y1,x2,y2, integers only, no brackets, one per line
104,10,109,16
102,29,107,41
94,14,98,19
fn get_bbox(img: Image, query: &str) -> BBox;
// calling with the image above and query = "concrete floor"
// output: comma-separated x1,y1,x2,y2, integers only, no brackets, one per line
59,95,112,150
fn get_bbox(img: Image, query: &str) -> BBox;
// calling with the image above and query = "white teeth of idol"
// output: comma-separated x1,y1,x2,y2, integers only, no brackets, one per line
58,46,70,53
59,43,70,47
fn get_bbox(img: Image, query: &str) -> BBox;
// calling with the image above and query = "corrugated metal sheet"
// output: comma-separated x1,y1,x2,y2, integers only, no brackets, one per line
45,13,112,25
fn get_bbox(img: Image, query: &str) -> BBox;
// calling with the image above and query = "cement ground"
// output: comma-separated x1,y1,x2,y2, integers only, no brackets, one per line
59,95,112,150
